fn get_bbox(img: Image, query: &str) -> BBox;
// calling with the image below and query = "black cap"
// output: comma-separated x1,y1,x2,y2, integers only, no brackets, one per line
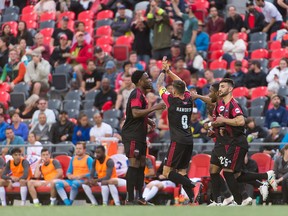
246,0,254,7
117,4,125,9
62,16,69,21
94,46,103,53
60,110,68,115
132,70,145,85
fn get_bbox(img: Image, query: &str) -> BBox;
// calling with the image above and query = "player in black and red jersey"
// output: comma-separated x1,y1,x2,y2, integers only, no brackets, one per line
156,58,200,204
122,70,165,205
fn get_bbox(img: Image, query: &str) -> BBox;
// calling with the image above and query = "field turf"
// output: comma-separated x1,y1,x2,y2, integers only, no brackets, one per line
0,206,285,216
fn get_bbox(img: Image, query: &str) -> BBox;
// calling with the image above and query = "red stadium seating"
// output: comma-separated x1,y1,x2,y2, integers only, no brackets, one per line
2,21,18,37
209,41,224,52
238,32,248,41
115,35,133,50
210,50,224,60
233,87,249,98
25,20,38,29
78,10,94,21
21,12,37,22
43,37,51,45
251,49,269,59
210,59,227,70
156,60,162,69
58,11,76,21
96,25,112,37
0,82,11,92
197,78,208,89
210,33,227,43
251,86,268,99
146,154,157,175
270,32,277,41
270,58,281,68
0,91,10,109
96,36,114,45
98,44,112,54
192,0,209,9
55,155,71,178
22,5,34,14
251,153,272,173
40,12,56,22
269,40,281,50
113,45,129,62
188,154,211,178
57,20,75,32
270,48,288,59
203,60,207,69
96,10,114,20
81,19,94,28
40,28,54,37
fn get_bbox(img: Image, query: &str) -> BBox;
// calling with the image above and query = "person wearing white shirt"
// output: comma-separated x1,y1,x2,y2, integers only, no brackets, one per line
31,98,56,127
27,133,43,156
255,0,283,34
266,58,288,89
222,29,246,66
90,113,113,142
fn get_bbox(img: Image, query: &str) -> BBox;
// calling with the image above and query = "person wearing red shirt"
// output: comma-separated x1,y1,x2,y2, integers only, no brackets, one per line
242,1,265,34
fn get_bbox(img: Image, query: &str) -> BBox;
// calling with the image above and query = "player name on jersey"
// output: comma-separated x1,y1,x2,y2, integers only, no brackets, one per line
176,107,192,112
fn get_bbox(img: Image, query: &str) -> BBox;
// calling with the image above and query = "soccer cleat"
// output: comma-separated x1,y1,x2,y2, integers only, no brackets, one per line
241,197,253,206
226,201,238,206
193,182,203,204
267,170,277,191
259,181,269,201
125,200,137,205
34,203,42,207
137,198,154,206
207,201,221,207
222,196,234,206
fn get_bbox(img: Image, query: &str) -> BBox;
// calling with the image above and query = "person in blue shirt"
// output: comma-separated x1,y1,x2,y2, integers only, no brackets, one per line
10,111,29,141
264,95,288,128
188,85,206,118
72,114,91,145
195,20,210,52
2,127,25,155
0,114,8,142
54,142,93,206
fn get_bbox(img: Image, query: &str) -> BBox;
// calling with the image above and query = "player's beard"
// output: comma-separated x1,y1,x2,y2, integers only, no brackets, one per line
219,90,229,97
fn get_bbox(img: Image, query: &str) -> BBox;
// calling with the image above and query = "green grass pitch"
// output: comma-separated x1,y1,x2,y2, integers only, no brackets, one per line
0,206,286,216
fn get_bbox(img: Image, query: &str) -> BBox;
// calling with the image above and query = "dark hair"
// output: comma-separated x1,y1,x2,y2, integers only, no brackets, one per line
129,51,137,56
220,78,235,88
11,147,21,155
251,60,261,69
172,80,186,95
211,82,220,91
0,36,9,47
280,57,288,65
17,21,28,35
96,145,106,153
227,29,238,42
246,117,255,125
123,61,131,70
77,113,90,128
86,59,95,65
9,110,19,118
5,127,13,131
41,148,50,154
0,102,6,113
75,21,85,29
29,132,36,138
76,141,86,149
165,83,173,88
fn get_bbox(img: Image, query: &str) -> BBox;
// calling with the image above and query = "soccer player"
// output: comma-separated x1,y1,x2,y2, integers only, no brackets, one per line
54,142,93,205
27,148,63,206
83,145,126,206
157,57,198,204
122,70,165,204
0,147,32,206
143,179,176,202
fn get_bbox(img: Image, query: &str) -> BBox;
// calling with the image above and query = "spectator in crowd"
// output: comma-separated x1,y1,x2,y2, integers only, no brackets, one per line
51,16,74,47
266,58,288,89
0,103,9,123
0,49,26,90
158,107,169,138
129,51,144,70
262,122,284,155
244,60,267,89
30,112,51,142
27,132,43,156
102,60,118,89
111,4,132,37
90,113,113,142
166,57,191,86
188,85,206,119
190,108,206,139
224,60,246,87
2,128,25,155
72,113,91,145
195,20,209,52
206,6,225,36
246,117,268,142
17,38,30,65
94,78,117,111
34,0,56,15
265,94,288,128
31,98,56,126
16,21,34,47
131,10,152,66
1,23,17,47
115,74,135,112
202,70,216,95
10,111,29,141
274,144,288,204
263,85,286,115
49,111,74,144
17,95,40,120
147,1,171,60
80,60,102,94
225,6,244,32
242,1,265,34
94,46,114,74
149,66,161,93
0,37,9,69
72,21,92,46
27,33,50,61
0,114,8,142
79,0,93,11
171,20,183,41
274,0,288,20
12,0,27,13
49,33,71,68
222,29,246,66
185,43,204,74
168,41,181,65
209,0,227,13
172,1,198,55
115,61,132,92
255,0,283,35
24,51,51,97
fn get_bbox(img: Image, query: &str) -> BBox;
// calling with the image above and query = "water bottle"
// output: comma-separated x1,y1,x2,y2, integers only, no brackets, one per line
72,71,77,82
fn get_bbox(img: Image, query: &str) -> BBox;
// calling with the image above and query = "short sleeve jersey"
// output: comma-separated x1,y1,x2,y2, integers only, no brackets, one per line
160,88,194,145
122,88,148,143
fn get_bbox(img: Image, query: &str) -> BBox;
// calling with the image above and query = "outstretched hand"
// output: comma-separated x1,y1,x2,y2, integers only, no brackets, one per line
162,56,170,73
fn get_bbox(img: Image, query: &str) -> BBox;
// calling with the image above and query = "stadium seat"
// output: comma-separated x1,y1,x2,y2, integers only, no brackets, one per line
251,96,267,107
98,44,112,54
210,32,227,43
233,87,249,98
53,141,75,157
0,91,10,109
96,36,114,46
251,86,268,99
146,154,157,176
235,96,247,108
96,25,112,37
135,1,150,11
210,50,224,60
66,109,80,119
238,32,248,41
22,5,34,14
52,73,69,93
96,10,114,20
4,6,19,14
269,40,281,50
39,20,55,30
40,12,56,22
103,109,122,120
43,36,51,45
2,13,19,22
115,35,134,47
78,10,94,21
192,0,209,9
103,118,120,130
63,100,81,110
83,100,94,110
278,86,288,97
249,105,264,117
10,92,25,109
83,108,100,119
254,116,265,127
270,32,277,41
56,20,75,31
13,82,30,97
270,48,288,59
113,45,130,62
249,32,267,42
248,41,268,52
20,12,37,22
251,153,272,173
95,18,113,28
0,82,10,92
196,78,208,88
230,59,249,72
251,49,269,59
64,90,82,101
213,69,227,78
188,154,211,178
54,155,71,177
48,99,62,111
258,59,269,71
84,90,100,101
58,11,76,21
80,19,93,29
25,20,37,29
39,28,54,37
209,41,224,52
210,60,227,70
270,58,281,68
55,63,73,75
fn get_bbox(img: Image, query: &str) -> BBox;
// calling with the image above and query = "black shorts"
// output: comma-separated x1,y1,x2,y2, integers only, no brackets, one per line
164,142,193,170
123,139,147,159
211,144,247,172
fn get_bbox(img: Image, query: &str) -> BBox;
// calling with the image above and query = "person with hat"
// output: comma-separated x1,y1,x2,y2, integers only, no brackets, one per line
242,1,265,34
49,110,74,144
172,0,198,55
172,20,183,41
195,20,209,52
122,70,165,204
244,60,267,89
94,46,115,74
264,94,288,128
51,16,74,47
223,60,246,88
263,84,286,115
111,4,132,37
206,6,225,36
49,33,71,68
102,60,118,89
72,21,92,46
225,6,244,32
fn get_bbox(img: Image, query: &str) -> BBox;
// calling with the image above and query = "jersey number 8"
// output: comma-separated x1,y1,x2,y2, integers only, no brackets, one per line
181,115,188,129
